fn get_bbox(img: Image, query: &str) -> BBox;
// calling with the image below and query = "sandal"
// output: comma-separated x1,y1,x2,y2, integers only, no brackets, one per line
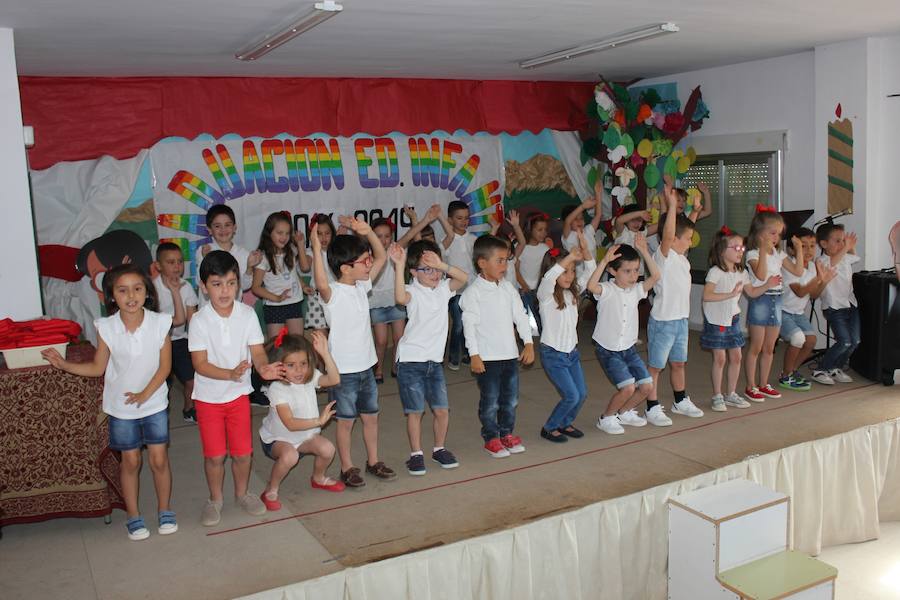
260,491,281,511
158,510,178,535
311,476,346,492
365,461,398,481
126,516,150,541
340,467,366,488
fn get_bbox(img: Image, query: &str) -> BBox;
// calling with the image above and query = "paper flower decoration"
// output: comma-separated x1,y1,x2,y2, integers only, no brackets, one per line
608,144,629,164
663,112,686,134
611,186,631,203
615,166,636,187
636,104,652,123
594,86,616,112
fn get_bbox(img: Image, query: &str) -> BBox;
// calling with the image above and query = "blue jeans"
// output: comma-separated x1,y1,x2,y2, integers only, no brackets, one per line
520,290,542,335
447,295,467,364
397,361,449,413
328,369,379,420
474,359,519,442
108,408,169,451
540,345,588,431
821,307,861,371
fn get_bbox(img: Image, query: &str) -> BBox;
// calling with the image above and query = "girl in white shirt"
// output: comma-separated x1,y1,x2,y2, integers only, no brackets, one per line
259,330,344,511
536,232,596,442
743,208,805,402
252,212,311,339
302,214,337,331
42,264,175,542
516,212,551,334
701,228,775,412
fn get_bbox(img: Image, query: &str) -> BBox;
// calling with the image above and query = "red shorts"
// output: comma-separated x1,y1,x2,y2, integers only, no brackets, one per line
194,395,252,458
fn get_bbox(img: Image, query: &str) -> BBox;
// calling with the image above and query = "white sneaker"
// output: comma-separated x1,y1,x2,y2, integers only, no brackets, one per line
645,405,673,427
725,392,751,409
811,370,835,385
617,409,647,427
237,493,267,517
710,394,727,412
829,368,854,383
201,500,222,527
671,397,704,418
596,415,625,435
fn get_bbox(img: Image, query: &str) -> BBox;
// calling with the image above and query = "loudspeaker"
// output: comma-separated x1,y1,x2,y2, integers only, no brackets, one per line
850,270,899,385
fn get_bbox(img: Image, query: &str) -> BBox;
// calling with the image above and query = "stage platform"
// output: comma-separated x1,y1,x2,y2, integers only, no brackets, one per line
2,328,898,600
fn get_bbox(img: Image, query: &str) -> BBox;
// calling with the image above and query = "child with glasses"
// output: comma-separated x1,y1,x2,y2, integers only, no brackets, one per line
312,215,397,488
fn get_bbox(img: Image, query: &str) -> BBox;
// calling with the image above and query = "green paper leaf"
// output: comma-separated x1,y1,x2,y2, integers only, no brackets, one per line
587,167,598,190
602,127,621,149
642,89,661,108
644,163,660,188
664,155,678,178
625,101,638,124
620,133,635,157
613,83,630,103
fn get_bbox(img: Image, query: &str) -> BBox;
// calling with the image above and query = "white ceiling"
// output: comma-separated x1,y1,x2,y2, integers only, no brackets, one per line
3,0,900,80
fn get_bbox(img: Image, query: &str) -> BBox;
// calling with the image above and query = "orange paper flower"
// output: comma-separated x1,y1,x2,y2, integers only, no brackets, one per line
637,103,652,123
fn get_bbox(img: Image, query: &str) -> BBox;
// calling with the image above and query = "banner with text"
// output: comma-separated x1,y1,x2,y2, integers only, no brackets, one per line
151,134,505,272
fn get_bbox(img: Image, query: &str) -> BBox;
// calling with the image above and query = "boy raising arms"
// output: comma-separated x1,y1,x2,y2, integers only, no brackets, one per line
313,215,397,487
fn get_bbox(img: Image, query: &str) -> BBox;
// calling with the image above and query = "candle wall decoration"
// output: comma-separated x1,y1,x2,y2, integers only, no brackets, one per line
827,103,854,215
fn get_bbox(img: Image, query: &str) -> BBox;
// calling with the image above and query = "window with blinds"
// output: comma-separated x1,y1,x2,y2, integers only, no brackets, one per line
681,153,778,273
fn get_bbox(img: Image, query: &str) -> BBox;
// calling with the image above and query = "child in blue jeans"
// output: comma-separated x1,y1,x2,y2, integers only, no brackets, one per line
461,235,534,457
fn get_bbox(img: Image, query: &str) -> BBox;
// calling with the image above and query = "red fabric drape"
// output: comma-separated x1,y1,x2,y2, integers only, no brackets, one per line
19,76,593,170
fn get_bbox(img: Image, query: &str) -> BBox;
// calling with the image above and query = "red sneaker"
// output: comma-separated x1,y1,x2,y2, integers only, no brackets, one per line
500,434,526,454
484,438,510,458
744,387,766,403
260,491,281,512
757,384,782,399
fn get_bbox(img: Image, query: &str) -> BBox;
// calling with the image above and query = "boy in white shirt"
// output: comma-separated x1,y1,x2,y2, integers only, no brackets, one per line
312,215,397,487
645,184,704,425
587,235,661,435
195,204,262,305
389,239,468,475
460,235,535,458
153,242,199,423
437,200,478,370
189,251,285,527
812,224,861,384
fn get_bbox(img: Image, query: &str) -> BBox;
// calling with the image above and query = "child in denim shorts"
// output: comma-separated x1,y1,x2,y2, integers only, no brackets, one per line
389,239,468,475
586,235,660,435
313,215,397,488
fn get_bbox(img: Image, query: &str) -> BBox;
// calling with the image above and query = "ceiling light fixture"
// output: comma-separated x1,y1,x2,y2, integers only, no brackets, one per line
235,1,343,62
518,22,679,69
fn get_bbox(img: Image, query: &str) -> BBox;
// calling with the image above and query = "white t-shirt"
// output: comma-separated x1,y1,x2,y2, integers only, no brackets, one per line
95,309,172,419
538,260,596,353
255,252,303,306
188,301,265,403
323,280,377,373
518,244,549,290
592,281,647,351
259,372,323,446
782,261,816,315
745,248,787,291
563,223,598,279
703,267,751,327
460,276,532,361
396,278,456,363
505,254,520,289
368,261,397,309
818,253,860,310
444,232,477,289
153,276,198,341
650,247,691,321
195,241,254,305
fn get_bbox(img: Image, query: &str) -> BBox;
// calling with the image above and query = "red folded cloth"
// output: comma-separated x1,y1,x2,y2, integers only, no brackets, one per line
0,318,82,350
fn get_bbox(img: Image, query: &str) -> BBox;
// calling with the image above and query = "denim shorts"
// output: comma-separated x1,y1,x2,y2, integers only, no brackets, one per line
108,408,169,451
700,314,745,350
747,292,783,327
593,343,652,389
328,369,379,419
170,338,195,383
647,317,689,369
370,305,407,324
397,361,449,413
780,311,814,341
260,438,309,461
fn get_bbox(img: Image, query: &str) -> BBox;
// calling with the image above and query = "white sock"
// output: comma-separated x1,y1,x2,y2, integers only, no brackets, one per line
433,446,444,453
410,451,423,457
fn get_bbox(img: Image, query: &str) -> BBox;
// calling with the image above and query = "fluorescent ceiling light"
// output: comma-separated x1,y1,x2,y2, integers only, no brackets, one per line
235,1,343,61
518,22,679,69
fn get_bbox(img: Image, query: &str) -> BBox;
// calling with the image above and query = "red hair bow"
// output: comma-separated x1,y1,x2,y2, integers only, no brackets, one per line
281,210,292,219
308,213,319,234
720,225,733,236
273,326,288,348
755,203,777,214
384,218,396,232
548,247,561,258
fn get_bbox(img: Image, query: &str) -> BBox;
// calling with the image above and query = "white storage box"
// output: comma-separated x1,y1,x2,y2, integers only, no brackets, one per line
1,342,67,369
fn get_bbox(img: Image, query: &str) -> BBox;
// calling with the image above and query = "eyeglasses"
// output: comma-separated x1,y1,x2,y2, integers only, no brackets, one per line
347,254,373,267
412,266,443,275
727,245,746,252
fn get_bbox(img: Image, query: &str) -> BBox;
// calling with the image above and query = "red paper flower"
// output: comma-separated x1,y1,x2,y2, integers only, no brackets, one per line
630,150,644,167
663,113,685,134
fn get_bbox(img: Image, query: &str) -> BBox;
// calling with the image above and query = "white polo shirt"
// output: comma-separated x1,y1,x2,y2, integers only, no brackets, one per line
189,301,265,403
259,371,323,447
95,309,172,419
518,244,549,290
396,278,456,363
444,232,478,288
650,247,691,321
818,253,860,310
255,252,303,306
195,241,254,305
460,275,532,361
782,261,816,315
703,267,751,327
592,281,647,351
323,280,377,373
153,276,198,341
745,248,787,291
538,260,596,353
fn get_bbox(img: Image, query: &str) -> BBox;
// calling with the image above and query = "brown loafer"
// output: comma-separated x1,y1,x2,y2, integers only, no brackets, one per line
365,461,397,481
340,467,366,488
